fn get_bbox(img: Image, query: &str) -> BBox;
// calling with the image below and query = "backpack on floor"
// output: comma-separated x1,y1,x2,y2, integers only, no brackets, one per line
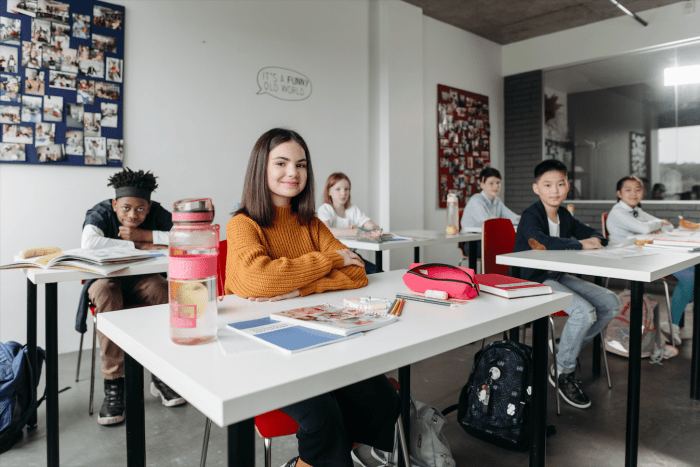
456,340,533,451
605,290,664,359
0,341,45,454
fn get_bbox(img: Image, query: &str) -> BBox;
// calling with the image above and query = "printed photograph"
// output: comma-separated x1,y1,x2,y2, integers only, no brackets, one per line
0,142,25,161
66,103,83,127
0,74,20,102
37,0,69,24
49,70,76,90
60,47,78,73
0,45,18,74
42,44,61,70
51,22,69,49
83,111,100,136
22,41,39,68
72,13,90,39
93,5,123,30
95,82,119,100
0,17,21,45
77,78,94,104
24,68,44,95
100,102,117,127
0,104,20,124
77,46,104,78
2,124,32,144
37,143,66,162
85,137,106,164
34,121,54,146
7,0,38,17
107,138,122,160
106,57,122,83
92,33,117,54
43,94,62,122
65,129,83,155
31,18,50,44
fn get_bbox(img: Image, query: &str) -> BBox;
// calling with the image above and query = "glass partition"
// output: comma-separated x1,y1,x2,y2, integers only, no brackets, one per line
543,40,700,200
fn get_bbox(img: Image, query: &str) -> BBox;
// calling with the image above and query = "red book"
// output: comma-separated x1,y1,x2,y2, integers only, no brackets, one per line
475,274,552,299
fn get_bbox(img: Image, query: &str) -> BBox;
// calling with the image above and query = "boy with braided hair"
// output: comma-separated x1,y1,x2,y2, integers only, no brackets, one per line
77,168,186,426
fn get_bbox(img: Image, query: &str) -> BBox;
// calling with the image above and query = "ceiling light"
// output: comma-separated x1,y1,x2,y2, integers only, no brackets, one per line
664,65,700,86
609,0,648,26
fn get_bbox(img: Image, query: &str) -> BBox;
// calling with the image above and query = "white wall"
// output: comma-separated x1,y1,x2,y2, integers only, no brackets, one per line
503,2,700,76
0,0,372,352
422,16,503,265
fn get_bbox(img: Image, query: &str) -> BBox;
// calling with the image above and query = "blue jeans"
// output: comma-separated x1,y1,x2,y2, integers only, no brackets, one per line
544,273,621,375
671,266,695,325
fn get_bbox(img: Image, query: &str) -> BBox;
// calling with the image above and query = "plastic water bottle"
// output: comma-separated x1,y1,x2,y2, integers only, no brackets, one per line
168,198,219,345
446,193,459,235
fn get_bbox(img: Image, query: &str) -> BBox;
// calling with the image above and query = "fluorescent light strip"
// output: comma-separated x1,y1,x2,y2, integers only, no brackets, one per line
609,0,648,26
664,65,700,86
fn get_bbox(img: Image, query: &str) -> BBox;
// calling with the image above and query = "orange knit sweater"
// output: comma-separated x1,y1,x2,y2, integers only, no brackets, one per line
225,205,368,298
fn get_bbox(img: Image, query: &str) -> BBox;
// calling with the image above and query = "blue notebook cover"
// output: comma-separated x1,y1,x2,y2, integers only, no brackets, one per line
227,317,362,354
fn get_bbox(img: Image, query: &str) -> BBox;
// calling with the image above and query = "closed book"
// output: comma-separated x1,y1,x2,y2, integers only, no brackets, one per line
270,304,397,336
475,274,552,299
226,317,361,354
652,238,700,248
643,243,700,253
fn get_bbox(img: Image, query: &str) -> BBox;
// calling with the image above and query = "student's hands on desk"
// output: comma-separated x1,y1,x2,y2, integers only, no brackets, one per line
336,248,363,268
580,238,604,250
248,290,301,302
134,242,167,250
118,226,152,242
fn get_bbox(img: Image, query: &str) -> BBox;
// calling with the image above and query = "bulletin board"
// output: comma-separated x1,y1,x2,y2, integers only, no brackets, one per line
0,0,124,166
437,84,490,208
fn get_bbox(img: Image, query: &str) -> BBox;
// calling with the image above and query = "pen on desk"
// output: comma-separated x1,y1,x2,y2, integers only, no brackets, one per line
397,293,452,307
396,299,405,317
388,299,398,315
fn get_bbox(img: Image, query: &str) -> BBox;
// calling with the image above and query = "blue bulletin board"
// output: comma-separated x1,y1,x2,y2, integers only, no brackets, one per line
0,0,124,166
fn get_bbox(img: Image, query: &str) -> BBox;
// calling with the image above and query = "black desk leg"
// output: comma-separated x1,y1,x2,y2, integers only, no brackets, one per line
414,246,420,264
228,419,255,467
592,277,603,377
468,241,477,272
125,353,145,467
27,279,37,428
529,316,548,467
375,251,383,273
45,283,59,467
509,327,520,342
691,264,700,400
398,365,410,467
625,281,644,467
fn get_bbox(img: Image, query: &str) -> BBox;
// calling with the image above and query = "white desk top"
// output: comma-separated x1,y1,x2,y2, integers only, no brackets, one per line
20,255,169,285
338,230,481,252
98,270,572,428
496,248,700,282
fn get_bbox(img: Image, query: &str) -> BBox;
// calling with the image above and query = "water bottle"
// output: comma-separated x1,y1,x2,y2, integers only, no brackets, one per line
168,198,219,345
446,192,459,235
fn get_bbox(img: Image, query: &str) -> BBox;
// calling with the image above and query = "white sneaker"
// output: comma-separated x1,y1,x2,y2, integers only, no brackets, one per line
660,321,681,346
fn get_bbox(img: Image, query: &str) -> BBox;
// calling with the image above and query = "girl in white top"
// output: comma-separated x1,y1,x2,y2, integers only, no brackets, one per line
460,167,519,232
317,172,380,237
606,175,688,346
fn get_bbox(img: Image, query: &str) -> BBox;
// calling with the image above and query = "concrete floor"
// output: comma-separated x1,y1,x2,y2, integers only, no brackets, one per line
3,292,700,467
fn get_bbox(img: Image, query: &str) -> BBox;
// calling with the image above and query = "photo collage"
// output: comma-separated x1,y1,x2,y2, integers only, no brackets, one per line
437,84,490,208
0,0,123,165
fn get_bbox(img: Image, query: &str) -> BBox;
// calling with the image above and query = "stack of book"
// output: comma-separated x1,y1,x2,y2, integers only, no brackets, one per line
644,237,700,253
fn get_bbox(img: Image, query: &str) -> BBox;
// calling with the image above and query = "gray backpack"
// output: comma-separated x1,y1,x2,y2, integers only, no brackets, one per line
363,394,456,467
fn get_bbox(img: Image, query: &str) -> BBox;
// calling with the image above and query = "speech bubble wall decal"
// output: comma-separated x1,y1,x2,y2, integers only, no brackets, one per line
256,67,312,101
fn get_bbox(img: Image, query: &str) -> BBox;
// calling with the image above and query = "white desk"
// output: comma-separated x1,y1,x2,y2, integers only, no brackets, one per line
19,255,169,467
496,249,700,467
99,270,572,467
338,230,482,272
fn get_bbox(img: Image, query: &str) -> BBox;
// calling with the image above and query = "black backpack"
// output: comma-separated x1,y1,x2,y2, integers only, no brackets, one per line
455,340,533,451
0,341,45,454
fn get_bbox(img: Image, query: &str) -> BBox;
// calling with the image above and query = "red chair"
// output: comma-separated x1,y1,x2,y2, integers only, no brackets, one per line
200,240,408,467
481,218,611,415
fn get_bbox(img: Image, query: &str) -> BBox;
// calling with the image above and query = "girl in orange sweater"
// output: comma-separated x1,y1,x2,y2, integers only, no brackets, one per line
226,128,399,467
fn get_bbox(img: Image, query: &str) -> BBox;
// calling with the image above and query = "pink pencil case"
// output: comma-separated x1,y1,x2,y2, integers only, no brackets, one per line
403,263,479,300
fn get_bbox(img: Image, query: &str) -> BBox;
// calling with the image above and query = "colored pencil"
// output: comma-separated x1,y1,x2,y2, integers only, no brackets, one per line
396,299,405,316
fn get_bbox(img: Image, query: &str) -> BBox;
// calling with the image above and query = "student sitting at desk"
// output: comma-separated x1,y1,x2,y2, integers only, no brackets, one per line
77,168,186,426
460,166,519,232
514,159,620,409
226,128,399,467
317,172,380,273
606,175,689,346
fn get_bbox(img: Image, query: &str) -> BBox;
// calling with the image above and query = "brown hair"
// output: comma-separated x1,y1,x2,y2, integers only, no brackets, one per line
323,172,351,209
234,128,316,227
